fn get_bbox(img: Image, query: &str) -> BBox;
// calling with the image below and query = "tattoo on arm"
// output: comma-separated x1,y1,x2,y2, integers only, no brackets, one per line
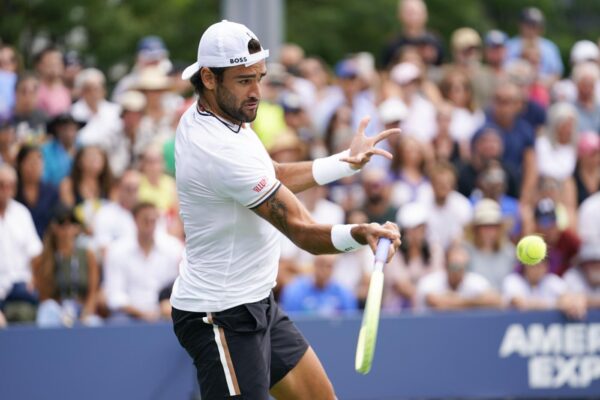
265,194,290,236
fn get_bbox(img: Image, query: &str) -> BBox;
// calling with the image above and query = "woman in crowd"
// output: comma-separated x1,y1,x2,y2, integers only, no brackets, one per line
565,132,600,206
15,144,60,238
390,135,433,208
33,206,100,327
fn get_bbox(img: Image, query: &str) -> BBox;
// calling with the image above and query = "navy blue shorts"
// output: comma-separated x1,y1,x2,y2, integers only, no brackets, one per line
172,292,309,399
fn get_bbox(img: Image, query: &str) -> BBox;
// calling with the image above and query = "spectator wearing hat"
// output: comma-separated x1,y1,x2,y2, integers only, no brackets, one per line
109,90,147,177
281,254,358,316
0,118,17,166
112,35,170,102
381,0,443,68
33,205,100,327
446,27,495,108
431,102,463,166
34,46,71,117
478,79,537,203
426,161,472,249
465,199,515,290
571,62,600,133
483,30,508,78
564,132,600,206
390,62,436,143
415,242,501,312
11,73,48,143
532,197,580,276
71,68,122,151
380,202,443,310
505,7,563,85
536,102,578,182
0,165,42,323
563,242,600,310
378,97,408,170
552,40,600,103
15,145,60,238
40,113,82,186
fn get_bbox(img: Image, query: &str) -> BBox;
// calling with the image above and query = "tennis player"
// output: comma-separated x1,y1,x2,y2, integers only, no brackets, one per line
171,20,401,399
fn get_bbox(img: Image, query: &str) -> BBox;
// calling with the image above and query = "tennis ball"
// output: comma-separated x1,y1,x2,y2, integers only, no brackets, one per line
516,235,547,265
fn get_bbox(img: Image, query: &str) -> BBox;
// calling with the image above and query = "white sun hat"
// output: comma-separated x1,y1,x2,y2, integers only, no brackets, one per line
181,20,270,80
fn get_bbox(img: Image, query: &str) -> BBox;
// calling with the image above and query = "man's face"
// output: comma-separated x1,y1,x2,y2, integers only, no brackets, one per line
432,170,455,202
214,61,266,123
57,122,78,148
493,85,521,125
484,45,506,67
135,207,158,238
314,255,335,288
475,131,503,161
119,171,141,209
524,262,547,286
446,248,469,289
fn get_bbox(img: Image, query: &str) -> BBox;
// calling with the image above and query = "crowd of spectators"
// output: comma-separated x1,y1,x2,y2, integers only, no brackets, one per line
1,0,600,328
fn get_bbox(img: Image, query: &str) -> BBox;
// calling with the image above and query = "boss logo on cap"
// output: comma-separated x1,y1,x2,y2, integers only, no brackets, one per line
230,57,248,64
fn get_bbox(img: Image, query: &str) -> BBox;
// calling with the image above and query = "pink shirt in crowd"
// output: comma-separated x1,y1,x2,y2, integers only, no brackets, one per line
37,83,71,117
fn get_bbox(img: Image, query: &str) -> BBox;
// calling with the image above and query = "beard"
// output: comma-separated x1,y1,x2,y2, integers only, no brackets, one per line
215,84,259,123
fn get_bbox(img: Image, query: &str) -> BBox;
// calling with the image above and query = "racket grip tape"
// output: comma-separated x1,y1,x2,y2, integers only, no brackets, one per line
375,238,391,263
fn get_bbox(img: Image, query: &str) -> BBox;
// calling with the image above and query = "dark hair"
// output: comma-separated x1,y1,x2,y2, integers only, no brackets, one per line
71,146,113,200
34,46,62,66
15,72,39,90
15,144,41,191
190,38,263,96
132,201,156,217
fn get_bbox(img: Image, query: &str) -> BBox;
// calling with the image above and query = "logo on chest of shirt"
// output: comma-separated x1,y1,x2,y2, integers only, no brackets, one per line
253,176,268,193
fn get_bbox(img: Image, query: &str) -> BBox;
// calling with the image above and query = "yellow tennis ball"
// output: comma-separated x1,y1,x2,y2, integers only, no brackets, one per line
516,235,547,265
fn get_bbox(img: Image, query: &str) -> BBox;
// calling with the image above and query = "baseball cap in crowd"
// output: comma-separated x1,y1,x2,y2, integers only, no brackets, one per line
181,20,270,80
570,40,600,65
334,59,359,79
138,36,168,61
578,242,600,264
378,97,408,125
390,62,420,86
520,7,545,26
118,91,147,113
484,30,508,48
534,198,557,228
280,93,304,114
451,27,481,51
577,132,600,156
396,202,428,229
473,199,502,226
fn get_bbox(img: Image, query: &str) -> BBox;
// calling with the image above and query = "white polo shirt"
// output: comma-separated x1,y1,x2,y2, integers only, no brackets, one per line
502,272,566,307
415,270,491,311
170,105,282,312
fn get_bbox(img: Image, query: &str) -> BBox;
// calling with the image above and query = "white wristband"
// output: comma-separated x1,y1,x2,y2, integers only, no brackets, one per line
312,149,359,185
331,224,364,252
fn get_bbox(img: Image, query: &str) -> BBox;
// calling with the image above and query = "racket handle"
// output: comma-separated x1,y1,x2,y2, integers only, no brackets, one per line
375,238,391,263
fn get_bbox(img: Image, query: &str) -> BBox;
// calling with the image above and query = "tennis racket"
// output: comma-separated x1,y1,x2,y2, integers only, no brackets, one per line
355,238,391,375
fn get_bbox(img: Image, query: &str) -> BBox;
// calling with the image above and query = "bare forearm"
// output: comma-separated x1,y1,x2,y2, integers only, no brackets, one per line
273,161,316,193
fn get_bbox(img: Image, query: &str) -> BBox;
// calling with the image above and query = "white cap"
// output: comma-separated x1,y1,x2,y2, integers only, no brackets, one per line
473,199,502,225
390,62,420,86
181,20,270,80
570,40,599,65
396,202,428,229
378,97,408,124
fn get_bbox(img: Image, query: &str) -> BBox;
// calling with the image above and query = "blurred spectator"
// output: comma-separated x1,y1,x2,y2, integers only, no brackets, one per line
431,102,462,166
299,56,335,105
104,202,182,322
63,50,83,99
382,0,443,68
280,254,357,316
112,35,171,102
503,258,584,319
59,146,112,230
93,169,141,257
564,132,600,206
268,130,307,164
34,46,71,117
505,59,547,132
448,27,495,108
71,68,122,151
395,46,443,105
563,242,600,310
41,113,83,186
390,135,433,208
138,144,177,215
533,198,580,276
15,145,59,238
571,62,600,133
427,161,472,249
324,104,354,155
0,165,42,323
477,80,537,202
415,243,501,311
505,7,563,85
382,202,443,310
0,118,17,166
578,188,600,244
483,30,508,78
361,167,397,225
535,175,577,232
536,102,578,182
0,45,18,119
519,44,551,108
438,67,485,145
0,44,21,73
390,62,436,142
552,40,600,103
11,74,47,142
279,93,321,157
465,199,515,290
110,91,147,177
33,206,100,327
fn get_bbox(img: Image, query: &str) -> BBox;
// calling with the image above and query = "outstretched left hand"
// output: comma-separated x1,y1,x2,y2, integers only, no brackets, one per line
339,116,401,170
